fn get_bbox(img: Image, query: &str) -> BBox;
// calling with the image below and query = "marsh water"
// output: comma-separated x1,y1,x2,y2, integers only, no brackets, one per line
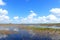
0,30,52,40
0,26,60,40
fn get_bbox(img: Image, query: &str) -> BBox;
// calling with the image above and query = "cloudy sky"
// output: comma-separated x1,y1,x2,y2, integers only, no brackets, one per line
0,0,60,24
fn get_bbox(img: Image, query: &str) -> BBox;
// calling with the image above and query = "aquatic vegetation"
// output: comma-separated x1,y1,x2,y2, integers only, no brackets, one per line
0,25,59,40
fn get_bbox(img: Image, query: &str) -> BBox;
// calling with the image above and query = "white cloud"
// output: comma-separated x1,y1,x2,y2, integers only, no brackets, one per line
0,9,8,15
46,14,58,23
50,8,60,16
20,11,45,23
0,8,60,23
14,16,19,20
37,16,48,23
20,10,37,23
47,14,57,21
20,10,49,23
29,10,37,17
20,10,60,23
0,9,10,23
0,0,6,6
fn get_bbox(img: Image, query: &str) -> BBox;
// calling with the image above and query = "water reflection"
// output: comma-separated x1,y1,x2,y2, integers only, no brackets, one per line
0,27,52,40
0,30,52,40
0,26,60,40
0,26,20,31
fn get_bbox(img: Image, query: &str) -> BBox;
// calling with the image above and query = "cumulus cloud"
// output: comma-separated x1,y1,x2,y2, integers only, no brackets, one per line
0,0,6,6
20,10,49,23
14,16,19,20
20,10,37,23
47,14,57,21
0,9,8,15
0,8,60,23
20,9,60,23
46,14,58,23
20,10,46,23
0,0,59,23
50,8,60,16
0,9,10,23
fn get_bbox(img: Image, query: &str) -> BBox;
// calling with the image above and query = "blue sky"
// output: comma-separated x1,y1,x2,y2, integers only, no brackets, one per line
2,0,60,16
0,0,60,24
